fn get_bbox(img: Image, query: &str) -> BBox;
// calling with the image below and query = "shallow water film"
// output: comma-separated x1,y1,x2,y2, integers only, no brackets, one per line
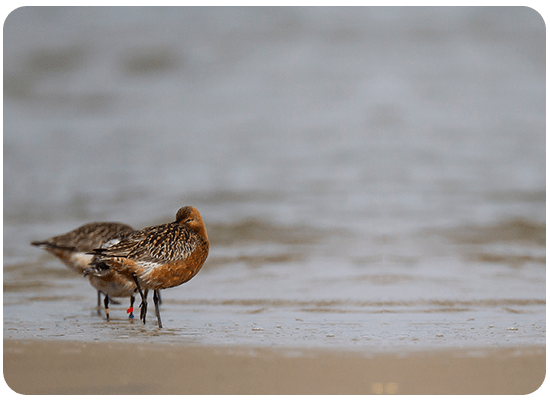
3,7,545,351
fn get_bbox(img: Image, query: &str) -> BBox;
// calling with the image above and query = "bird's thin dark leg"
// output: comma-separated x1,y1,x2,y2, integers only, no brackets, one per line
132,274,148,324
153,290,162,329
127,295,135,319
104,295,110,321
132,274,145,299
141,290,149,324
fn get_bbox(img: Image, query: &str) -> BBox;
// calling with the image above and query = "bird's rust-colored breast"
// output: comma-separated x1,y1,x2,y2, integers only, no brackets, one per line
143,240,209,290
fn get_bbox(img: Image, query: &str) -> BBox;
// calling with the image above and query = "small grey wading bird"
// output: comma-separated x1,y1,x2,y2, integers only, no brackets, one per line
31,222,138,319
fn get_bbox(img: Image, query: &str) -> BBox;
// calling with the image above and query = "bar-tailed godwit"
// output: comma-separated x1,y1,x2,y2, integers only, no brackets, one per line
31,222,138,319
89,206,209,328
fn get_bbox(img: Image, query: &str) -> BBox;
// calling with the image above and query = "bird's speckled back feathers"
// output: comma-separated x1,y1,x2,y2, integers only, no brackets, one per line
91,206,209,266
31,222,134,253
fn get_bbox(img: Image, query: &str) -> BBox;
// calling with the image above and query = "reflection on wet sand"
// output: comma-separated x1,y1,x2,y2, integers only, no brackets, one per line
448,218,545,246
467,253,545,267
165,297,544,311
207,219,326,246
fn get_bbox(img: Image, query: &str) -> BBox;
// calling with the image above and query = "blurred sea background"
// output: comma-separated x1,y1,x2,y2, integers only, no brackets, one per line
3,7,545,349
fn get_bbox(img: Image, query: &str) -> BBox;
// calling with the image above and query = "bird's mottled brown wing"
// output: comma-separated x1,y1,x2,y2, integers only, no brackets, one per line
35,222,134,252
93,222,200,265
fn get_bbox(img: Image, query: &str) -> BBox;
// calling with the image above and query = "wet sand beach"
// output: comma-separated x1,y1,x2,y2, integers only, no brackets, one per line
3,339,545,395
